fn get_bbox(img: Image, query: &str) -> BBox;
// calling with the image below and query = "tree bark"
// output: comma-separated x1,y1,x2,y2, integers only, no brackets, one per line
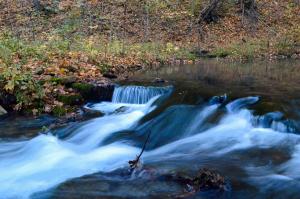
198,0,222,24
240,0,257,20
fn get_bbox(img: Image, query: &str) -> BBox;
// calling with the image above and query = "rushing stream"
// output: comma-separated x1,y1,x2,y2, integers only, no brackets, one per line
0,60,300,199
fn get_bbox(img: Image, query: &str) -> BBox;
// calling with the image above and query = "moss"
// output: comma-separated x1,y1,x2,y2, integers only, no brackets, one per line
49,77,76,86
71,82,94,98
98,63,111,73
57,94,83,105
52,106,67,117
50,77,64,84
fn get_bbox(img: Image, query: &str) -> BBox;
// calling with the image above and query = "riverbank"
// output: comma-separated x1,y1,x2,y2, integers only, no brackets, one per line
0,48,299,117
0,0,299,116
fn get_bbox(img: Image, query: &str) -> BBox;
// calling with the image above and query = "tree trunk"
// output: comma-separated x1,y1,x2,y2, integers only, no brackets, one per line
198,0,222,24
240,0,257,21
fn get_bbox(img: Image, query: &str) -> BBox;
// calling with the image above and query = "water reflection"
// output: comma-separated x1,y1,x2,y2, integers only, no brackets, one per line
131,60,300,99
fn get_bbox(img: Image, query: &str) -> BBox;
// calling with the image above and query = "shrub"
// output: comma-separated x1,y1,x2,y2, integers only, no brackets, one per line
0,65,44,110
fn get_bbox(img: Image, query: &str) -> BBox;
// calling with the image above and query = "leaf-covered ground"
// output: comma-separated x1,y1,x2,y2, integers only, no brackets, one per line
0,0,299,115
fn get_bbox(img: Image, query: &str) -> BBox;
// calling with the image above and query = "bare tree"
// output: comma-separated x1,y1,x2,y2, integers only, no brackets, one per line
240,0,258,22
198,0,222,41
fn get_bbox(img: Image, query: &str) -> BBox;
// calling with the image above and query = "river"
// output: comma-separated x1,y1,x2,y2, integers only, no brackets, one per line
0,60,300,199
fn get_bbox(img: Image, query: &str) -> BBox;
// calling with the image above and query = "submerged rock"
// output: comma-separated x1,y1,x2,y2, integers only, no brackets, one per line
128,165,227,198
172,168,226,198
192,168,225,191
209,94,227,105
113,106,129,114
81,108,103,119
48,108,103,130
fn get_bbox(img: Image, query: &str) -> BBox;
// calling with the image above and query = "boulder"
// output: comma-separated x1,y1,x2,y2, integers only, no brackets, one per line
71,83,115,102
57,94,83,105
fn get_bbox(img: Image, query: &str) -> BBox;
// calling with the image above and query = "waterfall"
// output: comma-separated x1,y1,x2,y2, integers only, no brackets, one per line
112,85,172,104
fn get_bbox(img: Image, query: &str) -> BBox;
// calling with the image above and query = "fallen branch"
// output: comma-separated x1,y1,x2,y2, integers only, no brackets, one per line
128,130,152,170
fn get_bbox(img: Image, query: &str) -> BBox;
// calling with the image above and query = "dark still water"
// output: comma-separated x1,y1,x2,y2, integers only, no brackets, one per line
0,60,300,199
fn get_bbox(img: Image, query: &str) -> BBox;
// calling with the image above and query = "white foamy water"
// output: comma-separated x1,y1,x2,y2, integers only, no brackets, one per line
0,86,299,198
112,85,172,104
0,91,162,199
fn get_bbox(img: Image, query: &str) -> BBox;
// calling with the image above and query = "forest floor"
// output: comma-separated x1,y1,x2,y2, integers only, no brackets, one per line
0,0,299,116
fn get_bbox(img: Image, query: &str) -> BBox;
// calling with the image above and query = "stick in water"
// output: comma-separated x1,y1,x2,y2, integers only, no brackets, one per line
128,130,152,169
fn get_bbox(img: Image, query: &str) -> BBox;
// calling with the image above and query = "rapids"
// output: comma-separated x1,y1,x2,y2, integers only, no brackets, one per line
0,83,300,199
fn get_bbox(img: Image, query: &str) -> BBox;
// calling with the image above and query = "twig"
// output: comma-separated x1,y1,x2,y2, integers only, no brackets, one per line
128,130,152,169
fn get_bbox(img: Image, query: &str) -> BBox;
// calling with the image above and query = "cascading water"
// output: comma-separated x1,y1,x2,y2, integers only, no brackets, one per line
112,85,172,104
0,85,300,199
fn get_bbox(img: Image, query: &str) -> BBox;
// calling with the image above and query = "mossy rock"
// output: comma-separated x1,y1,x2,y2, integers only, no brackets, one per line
71,83,94,98
57,94,83,105
71,82,115,102
50,77,76,86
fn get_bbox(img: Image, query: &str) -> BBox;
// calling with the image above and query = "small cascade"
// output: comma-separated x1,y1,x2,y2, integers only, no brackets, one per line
252,112,296,133
226,96,259,113
1,87,300,199
112,85,172,104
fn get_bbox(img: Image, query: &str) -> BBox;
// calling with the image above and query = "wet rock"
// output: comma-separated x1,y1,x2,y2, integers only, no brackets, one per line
113,106,129,114
92,84,115,102
48,108,103,130
0,105,7,116
164,168,226,198
71,82,115,102
192,168,225,191
153,78,167,83
81,107,103,119
209,94,227,105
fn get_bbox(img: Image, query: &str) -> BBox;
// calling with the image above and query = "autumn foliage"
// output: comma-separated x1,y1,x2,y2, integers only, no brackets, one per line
0,0,299,114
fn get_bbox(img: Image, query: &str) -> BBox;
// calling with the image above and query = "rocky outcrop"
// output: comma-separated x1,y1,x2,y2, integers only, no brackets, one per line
71,83,115,102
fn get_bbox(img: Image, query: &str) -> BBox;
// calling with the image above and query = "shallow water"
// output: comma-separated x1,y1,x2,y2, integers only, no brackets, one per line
0,60,300,199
